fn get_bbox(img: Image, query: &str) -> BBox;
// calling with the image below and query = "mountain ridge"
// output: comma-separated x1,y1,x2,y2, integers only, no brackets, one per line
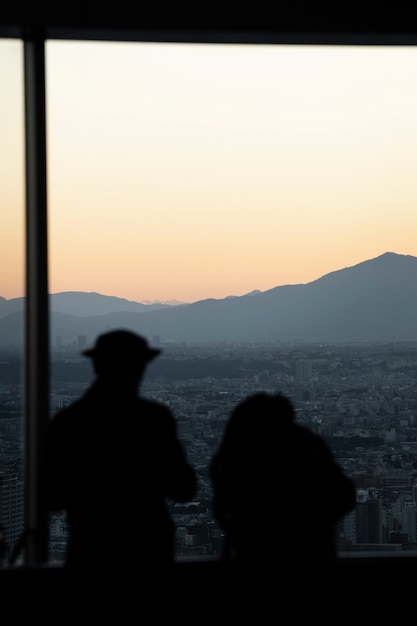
1,252,416,348
0,291,187,318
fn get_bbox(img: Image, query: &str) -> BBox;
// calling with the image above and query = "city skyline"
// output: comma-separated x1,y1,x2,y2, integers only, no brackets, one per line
2,40,417,303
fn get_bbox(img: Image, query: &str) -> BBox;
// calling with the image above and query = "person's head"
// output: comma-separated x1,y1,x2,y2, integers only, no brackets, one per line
234,392,295,423
271,393,296,423
82,329,161,381
229,392,295,442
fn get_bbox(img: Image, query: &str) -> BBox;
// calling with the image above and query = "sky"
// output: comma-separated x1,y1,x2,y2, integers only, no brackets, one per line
2,39,417,304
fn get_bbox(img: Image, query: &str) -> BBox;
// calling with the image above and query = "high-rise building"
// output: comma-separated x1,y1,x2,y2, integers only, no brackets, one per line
355,491,383,544
0,472,24,562
77,335,87,350
295,359,313,383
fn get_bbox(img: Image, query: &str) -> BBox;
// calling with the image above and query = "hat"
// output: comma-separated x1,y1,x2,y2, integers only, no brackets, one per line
83,330,161,366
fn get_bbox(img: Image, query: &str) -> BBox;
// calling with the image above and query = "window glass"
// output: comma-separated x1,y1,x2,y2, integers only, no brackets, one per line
0,39,25,567
45,41,417,559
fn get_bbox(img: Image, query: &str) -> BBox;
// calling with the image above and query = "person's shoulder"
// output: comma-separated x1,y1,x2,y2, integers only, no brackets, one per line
138,397,173,417
52,400,78,419
293,422,324,440
291,422,319,440
50,395,88,426
137,398,177,433
291,423,333,454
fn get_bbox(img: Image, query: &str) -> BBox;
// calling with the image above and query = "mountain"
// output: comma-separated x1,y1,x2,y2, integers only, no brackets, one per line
1,252,416,349
0,291,183,319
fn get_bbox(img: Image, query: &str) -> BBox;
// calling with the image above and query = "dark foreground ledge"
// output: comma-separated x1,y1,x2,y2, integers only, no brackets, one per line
2,553,416,622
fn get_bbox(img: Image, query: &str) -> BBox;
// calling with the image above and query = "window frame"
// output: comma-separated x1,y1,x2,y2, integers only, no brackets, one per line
2,17,417,565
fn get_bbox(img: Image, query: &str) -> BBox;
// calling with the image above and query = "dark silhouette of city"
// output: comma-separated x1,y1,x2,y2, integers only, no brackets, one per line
2,335,417,621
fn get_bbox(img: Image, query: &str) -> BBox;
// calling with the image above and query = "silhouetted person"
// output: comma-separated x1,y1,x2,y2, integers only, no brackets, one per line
209,392,356,624
43,329,197,613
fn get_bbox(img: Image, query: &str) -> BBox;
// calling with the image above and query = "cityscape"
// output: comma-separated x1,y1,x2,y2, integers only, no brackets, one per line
2,339,417,565
2,15,416,623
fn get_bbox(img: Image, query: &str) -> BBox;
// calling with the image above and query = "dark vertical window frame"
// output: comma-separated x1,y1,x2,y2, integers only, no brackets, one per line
23,32,49,566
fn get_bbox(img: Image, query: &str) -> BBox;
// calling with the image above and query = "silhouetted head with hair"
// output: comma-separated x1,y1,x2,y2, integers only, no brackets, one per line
233,392,295,424
271,392,296,422
224,392,296,452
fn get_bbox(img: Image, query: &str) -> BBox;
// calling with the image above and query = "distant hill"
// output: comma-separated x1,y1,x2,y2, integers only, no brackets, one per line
0,291,183,319
1,252,416,349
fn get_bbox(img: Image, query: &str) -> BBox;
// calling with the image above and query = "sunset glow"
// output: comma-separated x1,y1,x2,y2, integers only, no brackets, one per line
2,40,417,303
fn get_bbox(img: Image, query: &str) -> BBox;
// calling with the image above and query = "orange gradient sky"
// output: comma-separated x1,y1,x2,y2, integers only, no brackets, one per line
2,40,417,303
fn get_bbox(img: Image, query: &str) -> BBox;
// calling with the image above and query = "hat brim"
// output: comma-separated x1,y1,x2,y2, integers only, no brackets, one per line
82,347,161,361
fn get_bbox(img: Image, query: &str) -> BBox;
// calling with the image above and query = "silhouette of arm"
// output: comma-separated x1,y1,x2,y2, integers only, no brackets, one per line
311,433,357,522
158,405,197,503
43,409,73,512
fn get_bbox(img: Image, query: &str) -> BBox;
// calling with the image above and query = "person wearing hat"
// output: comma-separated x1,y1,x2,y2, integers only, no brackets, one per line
43,329,197,598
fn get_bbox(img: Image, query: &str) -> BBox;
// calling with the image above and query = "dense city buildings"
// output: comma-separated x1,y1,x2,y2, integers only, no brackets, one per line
1,341,417,564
